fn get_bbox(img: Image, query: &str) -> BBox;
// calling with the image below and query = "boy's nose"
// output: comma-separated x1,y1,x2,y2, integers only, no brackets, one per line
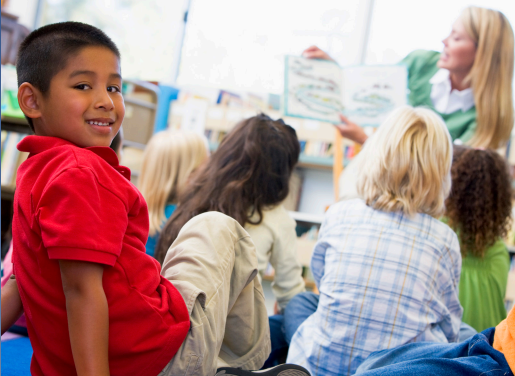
95,90,115,111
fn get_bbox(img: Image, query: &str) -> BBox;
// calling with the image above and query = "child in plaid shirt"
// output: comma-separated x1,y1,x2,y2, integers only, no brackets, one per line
286,106,462,376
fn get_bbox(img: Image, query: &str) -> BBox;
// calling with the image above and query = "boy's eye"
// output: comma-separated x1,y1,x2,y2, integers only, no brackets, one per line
107,86,120,93
74,84,91,90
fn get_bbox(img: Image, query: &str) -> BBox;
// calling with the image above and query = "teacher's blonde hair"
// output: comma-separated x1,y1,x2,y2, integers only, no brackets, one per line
357,106,452,218
461,6,514,150
139,130,209,236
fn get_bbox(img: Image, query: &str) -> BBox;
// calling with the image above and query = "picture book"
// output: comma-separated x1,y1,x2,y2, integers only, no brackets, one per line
283,55,408,126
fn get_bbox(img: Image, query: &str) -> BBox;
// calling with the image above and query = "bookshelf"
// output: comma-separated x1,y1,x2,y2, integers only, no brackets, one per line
1,115,32,195
168,102,357,171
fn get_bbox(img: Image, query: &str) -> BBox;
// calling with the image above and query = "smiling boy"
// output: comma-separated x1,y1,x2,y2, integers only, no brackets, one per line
1,22,311,376
0,22,191,376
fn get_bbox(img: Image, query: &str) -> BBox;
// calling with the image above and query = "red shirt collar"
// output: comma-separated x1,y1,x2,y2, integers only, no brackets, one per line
17,135,131,180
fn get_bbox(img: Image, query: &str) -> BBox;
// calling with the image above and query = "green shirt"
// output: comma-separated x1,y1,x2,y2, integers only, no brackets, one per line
441,218,510,331
460,239,510,332
401,50,477,143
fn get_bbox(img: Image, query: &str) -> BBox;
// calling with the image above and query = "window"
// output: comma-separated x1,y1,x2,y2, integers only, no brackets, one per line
40,0,186,81
176,0,372,94
365,0,515,64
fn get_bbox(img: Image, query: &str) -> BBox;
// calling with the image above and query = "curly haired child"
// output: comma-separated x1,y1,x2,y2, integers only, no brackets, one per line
445,145,512,332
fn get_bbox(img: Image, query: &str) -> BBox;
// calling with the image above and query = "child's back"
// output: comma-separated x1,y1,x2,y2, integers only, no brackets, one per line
287,106,460,376
287,198,461,375
13,137,189,375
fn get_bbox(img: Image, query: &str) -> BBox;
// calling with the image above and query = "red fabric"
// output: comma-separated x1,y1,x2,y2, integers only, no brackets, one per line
12,136,190,376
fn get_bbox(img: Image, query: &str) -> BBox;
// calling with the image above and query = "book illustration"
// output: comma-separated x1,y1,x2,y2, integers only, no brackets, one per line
284,56,344,123
284,55,407,126
341,65,408,126
346,83,396,118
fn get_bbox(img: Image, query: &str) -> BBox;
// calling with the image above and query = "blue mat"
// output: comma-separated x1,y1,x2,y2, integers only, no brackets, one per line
1,337,32,376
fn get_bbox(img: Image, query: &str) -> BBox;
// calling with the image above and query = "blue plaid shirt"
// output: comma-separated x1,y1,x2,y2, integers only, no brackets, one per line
287,199,462,376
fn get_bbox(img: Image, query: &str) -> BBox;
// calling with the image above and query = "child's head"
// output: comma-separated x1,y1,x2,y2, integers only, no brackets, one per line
357,106,452,218
17,22,123,148
154,113,300,263
139,130,209,237
446,146,512,257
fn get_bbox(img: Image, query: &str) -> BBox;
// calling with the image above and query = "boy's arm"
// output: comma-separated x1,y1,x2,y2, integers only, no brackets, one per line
59,260,110,376
1,277,24,334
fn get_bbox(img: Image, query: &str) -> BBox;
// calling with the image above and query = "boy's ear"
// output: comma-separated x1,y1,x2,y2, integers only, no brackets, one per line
17,83,43,120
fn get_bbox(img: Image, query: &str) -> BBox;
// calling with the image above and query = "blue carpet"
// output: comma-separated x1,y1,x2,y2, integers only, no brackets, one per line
1,337,32,376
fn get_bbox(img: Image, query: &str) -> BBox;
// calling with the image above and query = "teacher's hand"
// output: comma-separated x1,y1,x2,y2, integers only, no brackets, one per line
302,45,335,62
335,114,368,145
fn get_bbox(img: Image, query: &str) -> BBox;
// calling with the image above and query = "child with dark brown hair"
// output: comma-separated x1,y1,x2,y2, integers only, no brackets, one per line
445,145,513,332
156,114,305,313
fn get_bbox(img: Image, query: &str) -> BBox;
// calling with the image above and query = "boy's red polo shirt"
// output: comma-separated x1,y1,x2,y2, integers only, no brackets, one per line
12,136,190,376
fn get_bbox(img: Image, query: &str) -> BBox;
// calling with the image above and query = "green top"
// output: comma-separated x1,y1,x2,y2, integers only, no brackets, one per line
401,50,477,143
459,239,510,332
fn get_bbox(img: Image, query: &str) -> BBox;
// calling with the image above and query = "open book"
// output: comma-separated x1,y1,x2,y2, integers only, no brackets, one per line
283,55,408,126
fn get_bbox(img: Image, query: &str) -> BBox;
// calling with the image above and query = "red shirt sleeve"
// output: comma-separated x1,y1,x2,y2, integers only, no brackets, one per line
37,167,128,266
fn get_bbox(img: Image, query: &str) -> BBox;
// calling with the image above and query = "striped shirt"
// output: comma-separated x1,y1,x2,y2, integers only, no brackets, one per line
287,199,462,376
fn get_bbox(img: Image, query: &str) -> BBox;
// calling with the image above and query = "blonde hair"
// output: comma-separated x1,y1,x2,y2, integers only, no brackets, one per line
460,6,514,150
357,106,453,218
139,130,209,236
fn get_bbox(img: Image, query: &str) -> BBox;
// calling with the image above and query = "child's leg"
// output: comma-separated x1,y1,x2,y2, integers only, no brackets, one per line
263,315,289,368
458,322,478,342
159,212,271,376
355,328,511,376
283,292,319,344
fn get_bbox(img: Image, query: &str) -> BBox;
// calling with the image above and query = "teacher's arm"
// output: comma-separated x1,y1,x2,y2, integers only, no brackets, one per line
335,114,368,145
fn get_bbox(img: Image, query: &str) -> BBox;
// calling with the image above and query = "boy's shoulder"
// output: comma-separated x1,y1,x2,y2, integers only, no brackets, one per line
18,136,133,202
19,135,127,179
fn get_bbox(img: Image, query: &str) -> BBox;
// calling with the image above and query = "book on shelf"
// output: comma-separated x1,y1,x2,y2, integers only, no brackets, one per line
283,55,408,126
1,131,28,187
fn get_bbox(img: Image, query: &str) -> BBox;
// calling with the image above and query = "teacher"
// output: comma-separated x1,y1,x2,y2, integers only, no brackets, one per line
304,6,514,150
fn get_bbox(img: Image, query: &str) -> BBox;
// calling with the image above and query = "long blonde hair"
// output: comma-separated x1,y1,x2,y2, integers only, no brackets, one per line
139,130,209,236
461,6,514,149
357,106,453,218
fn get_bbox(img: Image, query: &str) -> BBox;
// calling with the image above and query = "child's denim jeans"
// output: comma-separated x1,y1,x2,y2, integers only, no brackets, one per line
355,327,513,376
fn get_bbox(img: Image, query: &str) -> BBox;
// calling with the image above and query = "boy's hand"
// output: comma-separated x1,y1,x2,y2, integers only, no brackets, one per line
60,260,110,376
1,277,24,335
302,45,336,62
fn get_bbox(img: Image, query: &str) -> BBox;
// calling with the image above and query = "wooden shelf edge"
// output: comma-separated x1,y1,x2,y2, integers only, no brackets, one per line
124,97,157,110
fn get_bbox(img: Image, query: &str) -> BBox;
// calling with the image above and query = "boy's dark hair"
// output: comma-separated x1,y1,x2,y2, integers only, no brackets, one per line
110,127,124,156
16,22,120,131
154,113,300,264
446,146,513,258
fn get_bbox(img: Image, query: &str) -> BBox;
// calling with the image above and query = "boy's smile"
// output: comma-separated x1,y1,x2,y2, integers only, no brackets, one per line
32,46,124,148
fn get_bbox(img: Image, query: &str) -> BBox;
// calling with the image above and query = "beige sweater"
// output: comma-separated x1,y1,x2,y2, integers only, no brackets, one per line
245,205,306,311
